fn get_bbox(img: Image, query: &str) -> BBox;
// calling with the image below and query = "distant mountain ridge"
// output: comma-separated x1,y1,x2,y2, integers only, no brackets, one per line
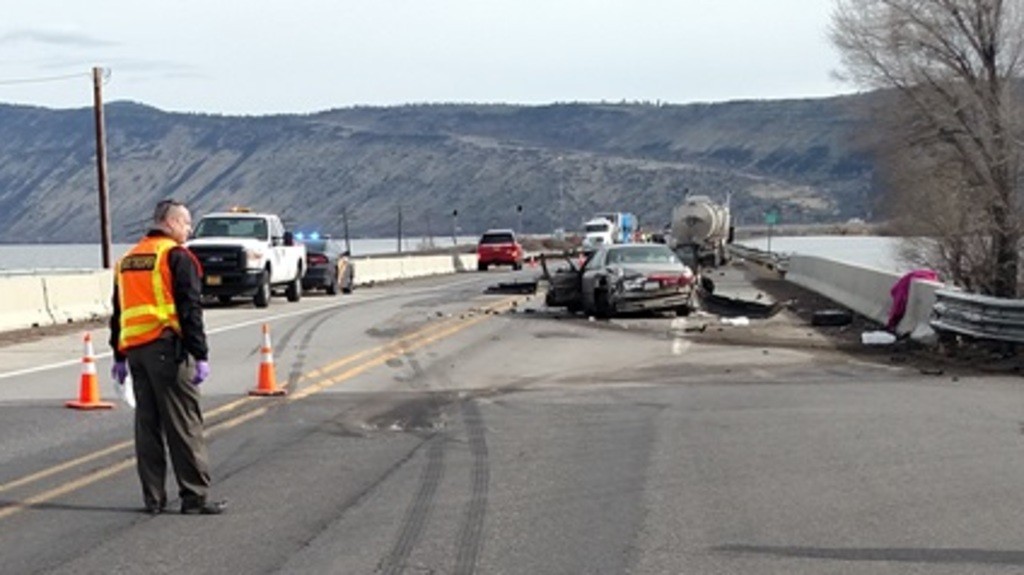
0,97,875,243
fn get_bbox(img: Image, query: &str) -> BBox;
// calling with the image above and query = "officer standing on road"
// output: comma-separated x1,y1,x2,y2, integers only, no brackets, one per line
109,199,226,515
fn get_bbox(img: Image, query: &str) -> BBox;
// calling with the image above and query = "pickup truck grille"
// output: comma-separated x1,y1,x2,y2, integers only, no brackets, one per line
189,246,245,273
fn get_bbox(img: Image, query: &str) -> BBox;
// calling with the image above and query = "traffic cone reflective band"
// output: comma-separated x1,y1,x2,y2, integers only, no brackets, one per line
66,332,114,410
250,323,286,396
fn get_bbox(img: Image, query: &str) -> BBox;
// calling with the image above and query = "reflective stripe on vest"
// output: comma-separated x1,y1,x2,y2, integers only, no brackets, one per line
116,236,181,351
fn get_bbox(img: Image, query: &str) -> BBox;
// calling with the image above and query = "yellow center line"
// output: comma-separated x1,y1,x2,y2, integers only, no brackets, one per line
0,460,136,521
0,441,133,494
0,295,522,520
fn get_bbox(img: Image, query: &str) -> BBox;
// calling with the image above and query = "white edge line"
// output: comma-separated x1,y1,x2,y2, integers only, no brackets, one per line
0,274,496,381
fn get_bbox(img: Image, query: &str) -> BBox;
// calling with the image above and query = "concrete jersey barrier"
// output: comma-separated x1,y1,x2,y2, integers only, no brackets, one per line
785,255,945,341
0,253,480,333
0,274,53,331
44,271,113,324
351,253,477,285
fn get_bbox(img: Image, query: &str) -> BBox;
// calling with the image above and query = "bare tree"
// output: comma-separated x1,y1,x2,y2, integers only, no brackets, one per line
830,0,1024,296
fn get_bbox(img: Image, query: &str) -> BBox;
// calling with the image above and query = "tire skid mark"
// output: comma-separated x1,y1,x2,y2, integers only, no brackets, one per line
379,434,446,575
283,308,342,391
264,434,438,574
454,400,489,575
0,294,525,523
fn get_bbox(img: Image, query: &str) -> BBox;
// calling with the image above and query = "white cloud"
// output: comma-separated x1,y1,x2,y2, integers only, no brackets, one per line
0,0,849,114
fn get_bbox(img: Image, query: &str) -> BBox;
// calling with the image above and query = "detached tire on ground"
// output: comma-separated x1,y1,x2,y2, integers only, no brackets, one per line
811,309,853,327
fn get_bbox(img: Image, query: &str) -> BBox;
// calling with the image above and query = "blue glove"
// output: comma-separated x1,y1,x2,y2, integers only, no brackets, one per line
111,360,128,384
191,360,210,385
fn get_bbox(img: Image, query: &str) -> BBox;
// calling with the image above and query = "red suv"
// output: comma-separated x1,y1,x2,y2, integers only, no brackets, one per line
477,229,524,271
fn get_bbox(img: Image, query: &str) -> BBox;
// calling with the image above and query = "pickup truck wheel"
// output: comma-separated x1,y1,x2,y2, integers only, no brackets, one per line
253,272,271,308
286,273,302,302
217,295,232,305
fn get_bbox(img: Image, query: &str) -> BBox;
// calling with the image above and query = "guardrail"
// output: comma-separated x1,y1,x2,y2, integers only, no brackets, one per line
930,290,1024,344
726,244,790,273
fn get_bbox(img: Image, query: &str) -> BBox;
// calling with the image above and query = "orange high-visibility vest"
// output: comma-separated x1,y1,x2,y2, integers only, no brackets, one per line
116,235,182,352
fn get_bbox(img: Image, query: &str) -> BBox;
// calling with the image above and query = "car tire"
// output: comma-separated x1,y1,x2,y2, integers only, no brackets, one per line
286,272,302,302
326,269,339,295
595,289,613,319
478,262,488,272
513,261,522,271
253,272,271,308
217,295,232,305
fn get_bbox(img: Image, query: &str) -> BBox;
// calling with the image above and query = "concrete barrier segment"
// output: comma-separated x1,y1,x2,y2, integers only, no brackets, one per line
352,254,478,286
787,255,900,325
44,271,111,324
897,279,945,343
787,255,950,344
0,275,54,331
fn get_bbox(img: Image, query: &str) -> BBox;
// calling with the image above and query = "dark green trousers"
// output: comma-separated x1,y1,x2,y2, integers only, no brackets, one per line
126,336,210,508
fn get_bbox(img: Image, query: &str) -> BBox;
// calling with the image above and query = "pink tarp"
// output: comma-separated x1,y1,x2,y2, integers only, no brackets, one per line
887,269,940,331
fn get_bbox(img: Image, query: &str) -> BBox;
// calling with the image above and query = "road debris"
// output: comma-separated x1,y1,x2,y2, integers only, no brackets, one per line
485,281,538,295
861,331,897,345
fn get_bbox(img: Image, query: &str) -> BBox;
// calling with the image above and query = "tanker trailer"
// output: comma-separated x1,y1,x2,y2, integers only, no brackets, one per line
669,195,732,269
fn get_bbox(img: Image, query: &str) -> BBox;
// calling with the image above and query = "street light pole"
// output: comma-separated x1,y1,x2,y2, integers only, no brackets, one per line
516,204,523,235
451,209,458,246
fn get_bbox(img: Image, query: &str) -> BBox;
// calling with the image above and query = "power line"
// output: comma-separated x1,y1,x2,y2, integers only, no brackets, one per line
0,71,92,87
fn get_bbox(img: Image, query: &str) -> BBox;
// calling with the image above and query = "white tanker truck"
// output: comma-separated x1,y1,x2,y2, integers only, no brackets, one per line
668,195,733,269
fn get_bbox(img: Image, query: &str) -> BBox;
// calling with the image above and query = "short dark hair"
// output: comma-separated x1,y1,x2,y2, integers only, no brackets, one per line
153,199,183,223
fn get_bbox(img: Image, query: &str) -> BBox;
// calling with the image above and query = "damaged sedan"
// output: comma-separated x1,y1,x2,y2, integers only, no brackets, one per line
543,243,696,318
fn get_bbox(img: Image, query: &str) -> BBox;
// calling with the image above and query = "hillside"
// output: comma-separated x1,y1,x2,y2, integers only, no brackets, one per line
0,97,876,243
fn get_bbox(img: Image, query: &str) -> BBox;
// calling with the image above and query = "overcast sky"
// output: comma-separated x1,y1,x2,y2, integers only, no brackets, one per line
0,0,850,116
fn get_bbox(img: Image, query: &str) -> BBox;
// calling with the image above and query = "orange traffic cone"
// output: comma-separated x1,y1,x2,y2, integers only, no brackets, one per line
250,323,286,396
66,332,114,410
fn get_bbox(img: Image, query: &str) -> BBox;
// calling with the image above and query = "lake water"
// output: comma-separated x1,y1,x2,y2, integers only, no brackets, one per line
736,235,910,274
0,236,479,272
0,235,913,273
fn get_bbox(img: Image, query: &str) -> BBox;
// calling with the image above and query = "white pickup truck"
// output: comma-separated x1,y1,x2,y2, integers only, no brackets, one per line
185,209,307,307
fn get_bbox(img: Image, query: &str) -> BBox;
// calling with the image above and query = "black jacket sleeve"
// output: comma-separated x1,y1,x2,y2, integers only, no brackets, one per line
168,246,209,361
109,280,124,361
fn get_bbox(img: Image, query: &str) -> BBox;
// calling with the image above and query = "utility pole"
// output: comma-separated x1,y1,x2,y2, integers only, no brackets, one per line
557,157,565,231
93,66,111,269
342,206,351,255
397,204,403,253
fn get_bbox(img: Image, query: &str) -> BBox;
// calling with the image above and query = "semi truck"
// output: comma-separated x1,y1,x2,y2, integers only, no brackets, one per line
582,212,638,250
668,195,732,269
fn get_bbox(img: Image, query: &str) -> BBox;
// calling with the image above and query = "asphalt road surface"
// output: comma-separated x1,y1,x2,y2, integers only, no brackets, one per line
3,269,1024,574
